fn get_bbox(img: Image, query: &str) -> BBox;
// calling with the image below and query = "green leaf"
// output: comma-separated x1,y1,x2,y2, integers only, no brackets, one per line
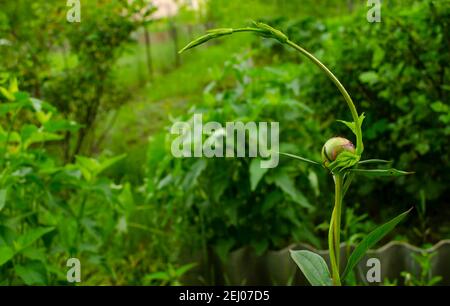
0,246,14,266
75,155,99,181
337,113,365,138
328,151,360,173
272,172,313,210
308,170,320,197
252,21,288,43
359,71,379,84
336,119,357,135
175,263,197,277
15,261,47,285
44,119,82,133
0,86,15,101
341,208,413,280
97,153,127,175
182,159,207,190
14,227,55,252
249,158,269,191
290,250,332,286
279,152,320,165
358,159,392,165
75,154,126,181
144,271,170,281
336,113,365,155
9,78,18,93
430,101,449,113
0,188,6,212
23,131,63,148
179,28,234,53
349,168,414,177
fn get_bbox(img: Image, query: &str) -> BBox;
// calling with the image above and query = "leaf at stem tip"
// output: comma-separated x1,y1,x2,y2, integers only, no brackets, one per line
341,207,413,280
349,168,414,177
179,28,234,53
290,250,332,286
278,152,320,166
336,113,365,149
252,21,288,43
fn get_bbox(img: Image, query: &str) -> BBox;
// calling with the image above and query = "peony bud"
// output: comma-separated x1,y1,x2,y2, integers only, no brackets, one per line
321,137,355,167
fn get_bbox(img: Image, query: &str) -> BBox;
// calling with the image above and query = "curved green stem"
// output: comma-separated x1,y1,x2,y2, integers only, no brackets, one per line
180,25,363,154
232,27,267,34
284,40,363,155
285,41,359,124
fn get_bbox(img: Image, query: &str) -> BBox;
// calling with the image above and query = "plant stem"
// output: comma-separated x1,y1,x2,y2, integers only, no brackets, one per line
285,40,363,154
334,175,344,282
329,174,344,286
328,205,339,285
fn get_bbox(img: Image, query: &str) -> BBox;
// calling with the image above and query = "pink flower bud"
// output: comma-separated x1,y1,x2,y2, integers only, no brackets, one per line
321,137,355,167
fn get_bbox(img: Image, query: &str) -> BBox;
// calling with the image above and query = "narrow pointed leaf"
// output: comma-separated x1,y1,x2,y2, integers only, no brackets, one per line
290,250,332,286
341,208,413,280
179,28,234,53
279,152,320,165
358,159,392,165
349,168,414,177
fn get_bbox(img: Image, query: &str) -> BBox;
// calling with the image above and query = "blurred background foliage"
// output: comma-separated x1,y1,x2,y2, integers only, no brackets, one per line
0,0,448,285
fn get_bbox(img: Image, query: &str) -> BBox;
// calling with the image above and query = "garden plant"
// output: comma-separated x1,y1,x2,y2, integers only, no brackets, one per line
180,22,414,286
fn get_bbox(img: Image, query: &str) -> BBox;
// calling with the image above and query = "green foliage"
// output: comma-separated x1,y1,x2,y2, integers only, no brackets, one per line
143,263,197,286
0,78,136,285
0,0,148,160
401,252,442,286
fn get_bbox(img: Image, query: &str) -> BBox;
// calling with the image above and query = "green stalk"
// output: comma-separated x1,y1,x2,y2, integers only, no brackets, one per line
333,174,344,284
328,205,340,285
284,40,363,155
328,174,343,286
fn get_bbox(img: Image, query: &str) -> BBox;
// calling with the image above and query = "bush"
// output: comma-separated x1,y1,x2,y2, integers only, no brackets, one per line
0,77,133,284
